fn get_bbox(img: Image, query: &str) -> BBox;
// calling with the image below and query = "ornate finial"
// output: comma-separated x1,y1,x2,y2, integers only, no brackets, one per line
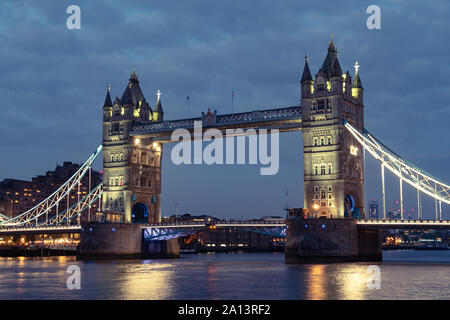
107,83,111,92
304,52,309,63
130,67,138,81
328,33,335,51
157,89,161,100
354,61,360,73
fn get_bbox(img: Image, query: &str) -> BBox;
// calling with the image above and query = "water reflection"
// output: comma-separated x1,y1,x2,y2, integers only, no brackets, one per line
119,262,175,299
305,265,327,300
335,264,371,300
0,252,448,299
207,263,219,300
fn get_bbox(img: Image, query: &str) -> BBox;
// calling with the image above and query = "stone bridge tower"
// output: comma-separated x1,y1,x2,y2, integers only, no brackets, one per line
301,39,365,219
101,71,163,224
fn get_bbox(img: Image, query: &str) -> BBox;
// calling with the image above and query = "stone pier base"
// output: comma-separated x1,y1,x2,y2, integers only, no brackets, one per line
142,238,180,259
77,223,181,260
285,218,382,264
77,223,143,259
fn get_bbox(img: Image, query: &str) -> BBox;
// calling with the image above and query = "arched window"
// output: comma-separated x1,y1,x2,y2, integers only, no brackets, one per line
313,137,318,146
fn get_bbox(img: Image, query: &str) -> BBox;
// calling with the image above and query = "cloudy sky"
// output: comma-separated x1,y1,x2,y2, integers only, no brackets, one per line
0,1,449,219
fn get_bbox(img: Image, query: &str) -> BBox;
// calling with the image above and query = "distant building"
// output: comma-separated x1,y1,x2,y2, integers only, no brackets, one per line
368,199,379,219
287,208,309,218
0,162,102,221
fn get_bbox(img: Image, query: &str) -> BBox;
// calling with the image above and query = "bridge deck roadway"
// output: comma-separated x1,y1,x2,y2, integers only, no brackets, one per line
0,225,81,235
2,219,450,235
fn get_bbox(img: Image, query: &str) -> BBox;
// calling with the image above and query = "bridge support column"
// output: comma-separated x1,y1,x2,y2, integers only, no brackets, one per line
77,223,143,259
285,218,382,263
142,238,180,259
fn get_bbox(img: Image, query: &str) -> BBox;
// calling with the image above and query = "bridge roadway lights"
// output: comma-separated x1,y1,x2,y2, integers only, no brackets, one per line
77,223,180,259
285,218,382,263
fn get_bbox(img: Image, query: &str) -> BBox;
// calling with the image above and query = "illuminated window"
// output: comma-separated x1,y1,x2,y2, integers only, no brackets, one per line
350,145,358,156
320,190,326,199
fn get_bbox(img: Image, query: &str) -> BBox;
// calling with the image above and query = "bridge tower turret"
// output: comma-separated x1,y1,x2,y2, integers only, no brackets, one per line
101,71,162,224
301,37,365,219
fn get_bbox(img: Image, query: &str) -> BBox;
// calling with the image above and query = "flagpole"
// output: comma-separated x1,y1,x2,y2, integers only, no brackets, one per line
232,90,234,115
186,96,190,117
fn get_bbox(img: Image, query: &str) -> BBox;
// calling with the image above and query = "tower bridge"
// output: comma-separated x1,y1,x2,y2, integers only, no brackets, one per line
1,39,449,262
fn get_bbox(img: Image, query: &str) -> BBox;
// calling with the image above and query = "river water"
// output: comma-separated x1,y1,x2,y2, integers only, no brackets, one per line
0,251,449,299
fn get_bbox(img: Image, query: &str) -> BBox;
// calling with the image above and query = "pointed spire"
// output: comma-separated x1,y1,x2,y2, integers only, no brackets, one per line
319,35,342,79
301,53,313,82
103,82,113,108
121,69,145,105
154,89,164,122
352,61,363,88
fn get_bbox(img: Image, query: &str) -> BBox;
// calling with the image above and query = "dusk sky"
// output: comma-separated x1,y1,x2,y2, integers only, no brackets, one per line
1,1,449,219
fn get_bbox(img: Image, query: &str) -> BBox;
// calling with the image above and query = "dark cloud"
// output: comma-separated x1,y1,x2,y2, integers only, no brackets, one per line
0,0,448,218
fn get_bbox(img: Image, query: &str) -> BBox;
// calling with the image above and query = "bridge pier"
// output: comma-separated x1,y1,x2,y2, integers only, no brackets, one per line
77,223,143,259
77,223,181,259
285,218,382,263
142,238,180,259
